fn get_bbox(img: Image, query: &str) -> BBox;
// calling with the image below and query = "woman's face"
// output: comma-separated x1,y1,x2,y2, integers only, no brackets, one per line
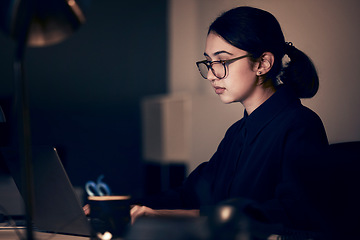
204,32,259,104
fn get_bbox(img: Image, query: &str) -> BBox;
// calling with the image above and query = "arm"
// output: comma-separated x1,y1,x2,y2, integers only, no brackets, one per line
130,121,242,221
130,205,200,224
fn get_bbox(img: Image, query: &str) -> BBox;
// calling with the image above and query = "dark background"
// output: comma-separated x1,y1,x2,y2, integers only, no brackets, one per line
0,0,168,198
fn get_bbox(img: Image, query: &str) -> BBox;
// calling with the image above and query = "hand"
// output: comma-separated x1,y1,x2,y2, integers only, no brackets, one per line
83,204,90,216
130,205,200,224
130,205,157,224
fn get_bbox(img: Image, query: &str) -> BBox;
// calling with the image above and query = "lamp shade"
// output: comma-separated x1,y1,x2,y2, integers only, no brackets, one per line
0,0,88,47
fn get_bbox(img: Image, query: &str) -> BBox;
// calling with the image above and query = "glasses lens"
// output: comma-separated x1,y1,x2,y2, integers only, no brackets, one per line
212,62,226,79
197,62,209,79
197,62,226,79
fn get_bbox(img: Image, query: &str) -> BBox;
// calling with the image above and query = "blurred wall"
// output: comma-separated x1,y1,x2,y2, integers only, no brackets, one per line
0,0,167,197
166,0,360,171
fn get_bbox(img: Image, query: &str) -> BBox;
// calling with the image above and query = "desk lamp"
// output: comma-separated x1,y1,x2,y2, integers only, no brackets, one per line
0,1,87,239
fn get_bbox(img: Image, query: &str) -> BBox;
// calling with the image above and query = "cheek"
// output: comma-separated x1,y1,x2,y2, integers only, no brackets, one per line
227,66,257,90
232,60,257,79
228,78,256,97
222,67,258,101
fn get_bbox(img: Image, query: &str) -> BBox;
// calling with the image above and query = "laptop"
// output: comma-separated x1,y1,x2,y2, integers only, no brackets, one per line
1,146,91,236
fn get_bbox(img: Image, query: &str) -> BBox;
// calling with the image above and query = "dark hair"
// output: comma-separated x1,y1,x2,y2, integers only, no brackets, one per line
209,6,319,98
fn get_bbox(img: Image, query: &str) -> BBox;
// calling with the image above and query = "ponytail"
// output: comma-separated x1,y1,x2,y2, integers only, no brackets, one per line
280,42,319,98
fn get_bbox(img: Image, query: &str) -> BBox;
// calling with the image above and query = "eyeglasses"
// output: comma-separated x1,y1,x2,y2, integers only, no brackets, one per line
196,54,252,79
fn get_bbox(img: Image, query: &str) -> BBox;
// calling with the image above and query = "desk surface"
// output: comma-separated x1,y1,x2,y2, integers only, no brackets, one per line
0,229,89,240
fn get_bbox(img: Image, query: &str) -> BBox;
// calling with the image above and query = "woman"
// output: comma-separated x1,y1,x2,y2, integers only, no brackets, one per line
131,6,328,232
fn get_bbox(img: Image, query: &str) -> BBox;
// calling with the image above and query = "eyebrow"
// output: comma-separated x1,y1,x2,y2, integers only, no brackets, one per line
204,50,234,58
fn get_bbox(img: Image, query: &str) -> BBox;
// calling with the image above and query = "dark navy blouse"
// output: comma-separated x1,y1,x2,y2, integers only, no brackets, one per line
141,85,329,229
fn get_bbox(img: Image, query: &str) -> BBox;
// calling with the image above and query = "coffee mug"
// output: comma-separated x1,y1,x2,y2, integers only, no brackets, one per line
88,195,131,238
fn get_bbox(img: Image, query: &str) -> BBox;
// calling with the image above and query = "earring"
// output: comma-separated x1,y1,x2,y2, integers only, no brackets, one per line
258,71,262,75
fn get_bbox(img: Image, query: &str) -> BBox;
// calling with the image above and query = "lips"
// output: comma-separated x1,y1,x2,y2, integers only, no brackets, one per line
214,86,226,94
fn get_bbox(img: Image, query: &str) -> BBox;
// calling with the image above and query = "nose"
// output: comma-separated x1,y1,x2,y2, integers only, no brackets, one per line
207,68,218,81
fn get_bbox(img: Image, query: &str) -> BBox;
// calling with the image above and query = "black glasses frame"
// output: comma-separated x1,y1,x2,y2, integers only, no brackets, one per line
196,54,252,79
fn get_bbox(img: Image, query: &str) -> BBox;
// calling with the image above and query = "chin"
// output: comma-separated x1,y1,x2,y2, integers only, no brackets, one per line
219,96,236,104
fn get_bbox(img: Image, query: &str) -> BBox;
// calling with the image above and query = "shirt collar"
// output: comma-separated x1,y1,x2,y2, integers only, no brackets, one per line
243,85,300,143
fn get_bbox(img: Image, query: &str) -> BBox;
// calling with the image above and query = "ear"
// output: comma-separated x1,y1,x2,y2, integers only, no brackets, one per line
255,52,274,76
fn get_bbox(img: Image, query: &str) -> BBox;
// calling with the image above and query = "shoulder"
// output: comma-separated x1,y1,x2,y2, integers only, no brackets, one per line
262,100,328,148
277,101,324,129
277,103,329,150
272,86,324,128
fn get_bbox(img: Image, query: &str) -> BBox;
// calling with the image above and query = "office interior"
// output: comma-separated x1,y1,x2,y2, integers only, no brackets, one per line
0,0,359,235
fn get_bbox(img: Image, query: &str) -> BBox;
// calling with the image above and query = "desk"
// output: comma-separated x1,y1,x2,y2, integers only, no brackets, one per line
0,229,89,240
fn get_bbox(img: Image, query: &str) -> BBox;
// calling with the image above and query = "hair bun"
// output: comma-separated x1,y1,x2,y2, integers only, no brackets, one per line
284,42,295,55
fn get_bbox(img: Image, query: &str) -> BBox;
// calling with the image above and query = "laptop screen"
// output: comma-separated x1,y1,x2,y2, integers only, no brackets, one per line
1,146,91,236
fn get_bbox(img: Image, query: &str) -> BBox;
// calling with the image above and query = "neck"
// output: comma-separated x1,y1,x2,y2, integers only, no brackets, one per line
243,84,276,115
